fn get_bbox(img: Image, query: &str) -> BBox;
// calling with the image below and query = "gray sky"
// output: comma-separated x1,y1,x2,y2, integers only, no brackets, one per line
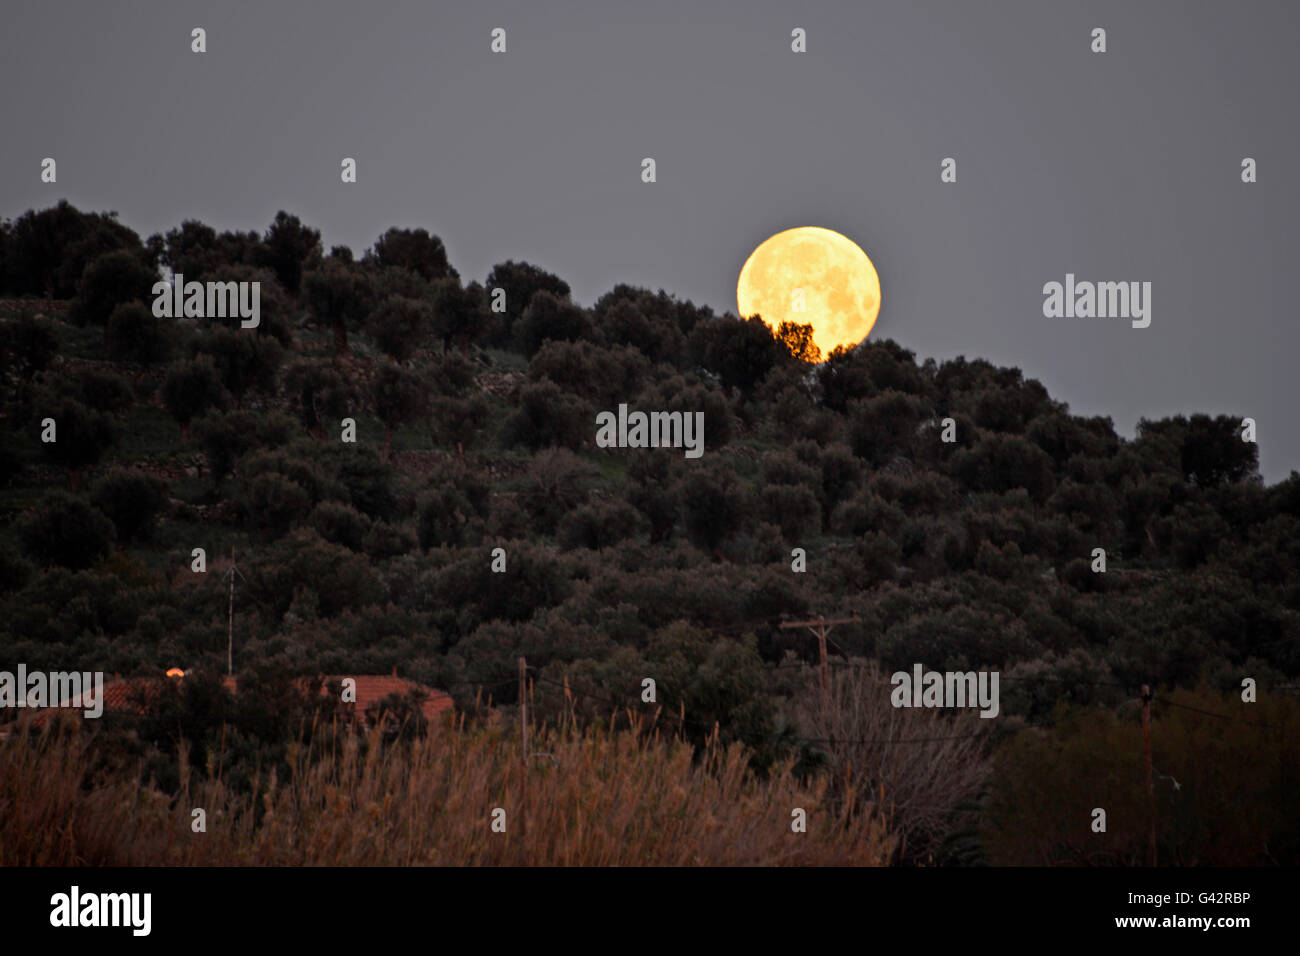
3,0,1297,480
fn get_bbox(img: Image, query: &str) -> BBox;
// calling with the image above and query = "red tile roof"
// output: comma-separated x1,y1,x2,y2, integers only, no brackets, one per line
15,672,452,728
26,676,160,727
306,675,455,723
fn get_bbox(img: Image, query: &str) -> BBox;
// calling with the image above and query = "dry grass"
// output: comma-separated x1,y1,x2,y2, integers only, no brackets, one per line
0,714,896,866
794,659,992,863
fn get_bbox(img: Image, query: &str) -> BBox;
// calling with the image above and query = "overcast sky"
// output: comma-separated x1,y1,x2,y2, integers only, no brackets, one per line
2,0,1296,480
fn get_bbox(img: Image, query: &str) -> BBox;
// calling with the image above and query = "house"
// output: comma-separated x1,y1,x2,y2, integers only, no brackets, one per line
292,671,455,729
4,668,452,736
10,673,170,734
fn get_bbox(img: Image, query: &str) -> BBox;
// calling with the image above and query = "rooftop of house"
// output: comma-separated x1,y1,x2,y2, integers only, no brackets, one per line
7,668,452,732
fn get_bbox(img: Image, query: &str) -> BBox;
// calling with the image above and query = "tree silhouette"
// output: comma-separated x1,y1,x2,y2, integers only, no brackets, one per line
106,301,171,364
370,362,429,458
71,249,157,327
484,259,570,343
370,227,456,282
0,313,58,380
366,295,432,362
1,201,144,298
302,258,372,357
775,320,821,363
90,470,167,543
261,211,322,295
689,314,785,397
39,398,118,488
194,328,283,407
515,290,593,357
283,360,357,435
16,491,116,569
679,461,749,559
162,356,230,438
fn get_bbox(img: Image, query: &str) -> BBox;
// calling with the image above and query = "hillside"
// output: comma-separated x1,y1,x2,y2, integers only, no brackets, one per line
2,201,1298,865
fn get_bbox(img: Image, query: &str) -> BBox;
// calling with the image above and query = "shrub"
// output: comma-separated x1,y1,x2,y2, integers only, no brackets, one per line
985,687,1300,866
0,543,35,594
797,659,992,865
38,398,118,483
484,259,570,335
516,448,596,535
71,249,157,326
106,301,171,363
363,521,416,559
283,361,357,433
416,487,472,550
68,369,134,414
192,409,295,486
90,470,168,542
370,362,429,456
417,484,488,550
311,500,371,552
195,328,283,405
950,433,1057,502
557,499,648,550
528,340,651,407
847,390,930,465
757,483,820,543
0,313,59,378
372,226,454,282
515,290,594,357
429,394,490,452
247,529,385,620
503,378,592,451
365,295,432,362
678,462,749,556
16,491,116,569
162,357,230,433
240,472,314,535
688,314,785,397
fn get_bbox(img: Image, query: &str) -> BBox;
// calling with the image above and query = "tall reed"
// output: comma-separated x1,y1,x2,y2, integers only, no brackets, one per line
0,714,896,866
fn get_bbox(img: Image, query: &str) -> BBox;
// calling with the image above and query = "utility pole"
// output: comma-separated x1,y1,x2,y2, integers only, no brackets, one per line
227,550,236,677
227,549,246,678
780,614,859,714
519,656,528,764
518,655,529,847
1141,684,1156,867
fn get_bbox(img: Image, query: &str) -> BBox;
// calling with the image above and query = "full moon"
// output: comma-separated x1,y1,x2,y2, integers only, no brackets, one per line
737,226,881,357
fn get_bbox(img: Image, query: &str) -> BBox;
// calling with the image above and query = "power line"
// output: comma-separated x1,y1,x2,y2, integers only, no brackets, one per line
528,672,995,750
780,613,860,714
1158,697,1276,730
437,656,1292,746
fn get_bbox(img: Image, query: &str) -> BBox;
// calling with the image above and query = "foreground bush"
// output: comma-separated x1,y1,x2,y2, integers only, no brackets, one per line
795,660,993,865
983,686,1300,866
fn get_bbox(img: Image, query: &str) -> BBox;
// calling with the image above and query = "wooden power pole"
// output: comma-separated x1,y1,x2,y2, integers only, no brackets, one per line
780,614,859,714
518,655,529,845
226,548,246,678
227,550,236,677
519,656,528,764
1140,684,1156,867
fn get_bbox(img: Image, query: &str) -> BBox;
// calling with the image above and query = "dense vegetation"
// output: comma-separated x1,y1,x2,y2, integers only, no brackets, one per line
1,201,1297,865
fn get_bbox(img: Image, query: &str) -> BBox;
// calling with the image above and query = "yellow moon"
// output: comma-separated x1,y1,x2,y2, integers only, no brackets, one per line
737,226,881,357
